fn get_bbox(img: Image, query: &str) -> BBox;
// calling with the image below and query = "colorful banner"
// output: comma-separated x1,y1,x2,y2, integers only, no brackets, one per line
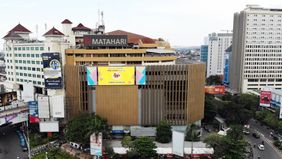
28,101,40,123
136,66,146,85
42,53,62,89
205,86,225,95
90,132,102,156
260,91,271,107
98,67,135,85
87,67,97,86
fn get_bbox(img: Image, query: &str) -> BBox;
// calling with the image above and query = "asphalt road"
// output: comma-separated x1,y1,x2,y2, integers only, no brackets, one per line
246,119,282,159
0,126,28,159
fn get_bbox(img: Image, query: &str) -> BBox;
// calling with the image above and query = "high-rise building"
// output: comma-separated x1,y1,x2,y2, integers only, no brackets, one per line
206,33,232,77
230,5,282,93
223,46,232,86
200,45,208,63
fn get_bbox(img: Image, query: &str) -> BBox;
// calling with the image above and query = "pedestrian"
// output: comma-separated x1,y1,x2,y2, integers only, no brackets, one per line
262,141,264,145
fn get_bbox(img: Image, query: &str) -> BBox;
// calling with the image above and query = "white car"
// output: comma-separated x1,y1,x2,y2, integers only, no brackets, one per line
258,144,265,151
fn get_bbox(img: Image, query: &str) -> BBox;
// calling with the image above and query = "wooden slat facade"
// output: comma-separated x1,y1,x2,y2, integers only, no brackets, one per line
64,64,205,125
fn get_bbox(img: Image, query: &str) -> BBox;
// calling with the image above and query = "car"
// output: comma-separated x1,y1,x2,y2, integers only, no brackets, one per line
258,144,265,151
243,130,250,135
252,133,260,139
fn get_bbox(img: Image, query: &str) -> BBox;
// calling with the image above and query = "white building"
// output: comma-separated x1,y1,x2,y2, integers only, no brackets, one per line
206,33,232,77
230,5,282,93
3,24,69,98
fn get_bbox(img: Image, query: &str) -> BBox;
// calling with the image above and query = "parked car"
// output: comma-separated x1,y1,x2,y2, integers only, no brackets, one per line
258,144,265,151
252,132,260,139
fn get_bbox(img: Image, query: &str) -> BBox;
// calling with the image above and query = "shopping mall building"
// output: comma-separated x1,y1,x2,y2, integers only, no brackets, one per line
63,27,205,127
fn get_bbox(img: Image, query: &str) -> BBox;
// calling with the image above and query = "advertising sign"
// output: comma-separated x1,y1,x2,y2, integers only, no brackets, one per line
172,131,184,157
38,96,50,118
90,132,102,156
98,67,135,85
28,101,40,123
136,66,146,85
39,121,59,132
87,67,97,86
205,86,225,95
84,35,128,47
50,95,65,118
22,82,34,102
42,53,62,89
260,91,271,107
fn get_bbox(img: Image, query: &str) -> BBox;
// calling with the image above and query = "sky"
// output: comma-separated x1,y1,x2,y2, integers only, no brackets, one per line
1,0,282,48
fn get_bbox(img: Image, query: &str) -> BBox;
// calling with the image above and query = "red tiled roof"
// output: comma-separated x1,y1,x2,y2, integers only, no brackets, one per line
72,23,91,31
43,27,64,36
9,24,31,33
106,30,155,44
61,19,72,24
3,31,23,39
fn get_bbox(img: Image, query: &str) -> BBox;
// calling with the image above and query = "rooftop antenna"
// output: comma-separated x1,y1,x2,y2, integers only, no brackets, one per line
36,24,38,41
101,11,104,26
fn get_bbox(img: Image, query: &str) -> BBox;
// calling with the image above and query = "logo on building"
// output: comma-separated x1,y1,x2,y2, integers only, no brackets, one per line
113,72,121,79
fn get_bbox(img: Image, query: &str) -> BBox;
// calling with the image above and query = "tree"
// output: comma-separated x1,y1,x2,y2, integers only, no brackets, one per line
204,133,226,158
203,94,217,123
156,120,172,143
129,137,157,159
227,125,244,141
206,75,222,85
185,124,200,141
122,135,133,148
65,114,109,144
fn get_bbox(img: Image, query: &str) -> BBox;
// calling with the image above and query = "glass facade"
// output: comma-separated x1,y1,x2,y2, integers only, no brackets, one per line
200,45,208,63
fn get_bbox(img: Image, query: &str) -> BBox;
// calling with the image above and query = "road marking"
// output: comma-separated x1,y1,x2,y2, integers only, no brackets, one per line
255,130,282,158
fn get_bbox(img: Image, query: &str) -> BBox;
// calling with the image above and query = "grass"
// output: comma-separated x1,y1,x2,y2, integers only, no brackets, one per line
32,149,76,159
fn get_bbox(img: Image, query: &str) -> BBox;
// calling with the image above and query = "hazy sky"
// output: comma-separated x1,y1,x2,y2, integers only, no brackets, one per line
1,0,282,48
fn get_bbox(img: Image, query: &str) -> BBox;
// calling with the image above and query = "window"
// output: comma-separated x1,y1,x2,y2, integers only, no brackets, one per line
18,54,22,57
28,67,31,70
36,61,40,65
36,54,40,58
35,47,39,51
14,47,17,51
37,81,41,85
40,47,44,51
22,47,25,51
36,68,40,71
31,54,34,58
27,61,30,64
37,75,40,78
18,47,21,51
23,54,26,57
32,61,35,64
27,54,30,57
31,47,34,51
26,47,30,51
19,60,22,63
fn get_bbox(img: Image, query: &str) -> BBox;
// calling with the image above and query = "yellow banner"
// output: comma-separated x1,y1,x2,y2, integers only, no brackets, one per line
98,67,135,85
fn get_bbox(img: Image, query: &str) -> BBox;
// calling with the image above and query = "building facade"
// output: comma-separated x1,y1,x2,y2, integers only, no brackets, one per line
200,45,208,63
63,31,205,126
206,33,232,77
223,46,232,86
65,64,205,126
230,5,282,93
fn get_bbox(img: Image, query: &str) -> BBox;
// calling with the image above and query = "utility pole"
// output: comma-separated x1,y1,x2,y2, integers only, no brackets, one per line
26,120,31,159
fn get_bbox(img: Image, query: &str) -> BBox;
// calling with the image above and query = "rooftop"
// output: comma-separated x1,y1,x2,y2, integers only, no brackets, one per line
72,23,91,31
106,30,155,45
43,27,64,36
8,24,31,33
61,19,72,24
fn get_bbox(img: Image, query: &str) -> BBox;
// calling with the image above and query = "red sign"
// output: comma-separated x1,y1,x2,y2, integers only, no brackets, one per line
205,86,225,95
260,91,271,107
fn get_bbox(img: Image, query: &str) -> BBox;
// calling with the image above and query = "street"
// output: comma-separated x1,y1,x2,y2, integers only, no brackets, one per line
0,126,28,159
246,119,282,159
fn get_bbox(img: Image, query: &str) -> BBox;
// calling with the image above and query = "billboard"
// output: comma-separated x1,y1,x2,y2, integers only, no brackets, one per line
172,131,184,157
205,85,225,95
39,121,59,132
260,91,271,107
28,101,39,123
90,132,102,156
87,67,97,86
84,35,128,47
22,82,34,102
98,67,135,85
136,66,146,85
42,53,62,89
38,96,50,118
50,95,65,118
